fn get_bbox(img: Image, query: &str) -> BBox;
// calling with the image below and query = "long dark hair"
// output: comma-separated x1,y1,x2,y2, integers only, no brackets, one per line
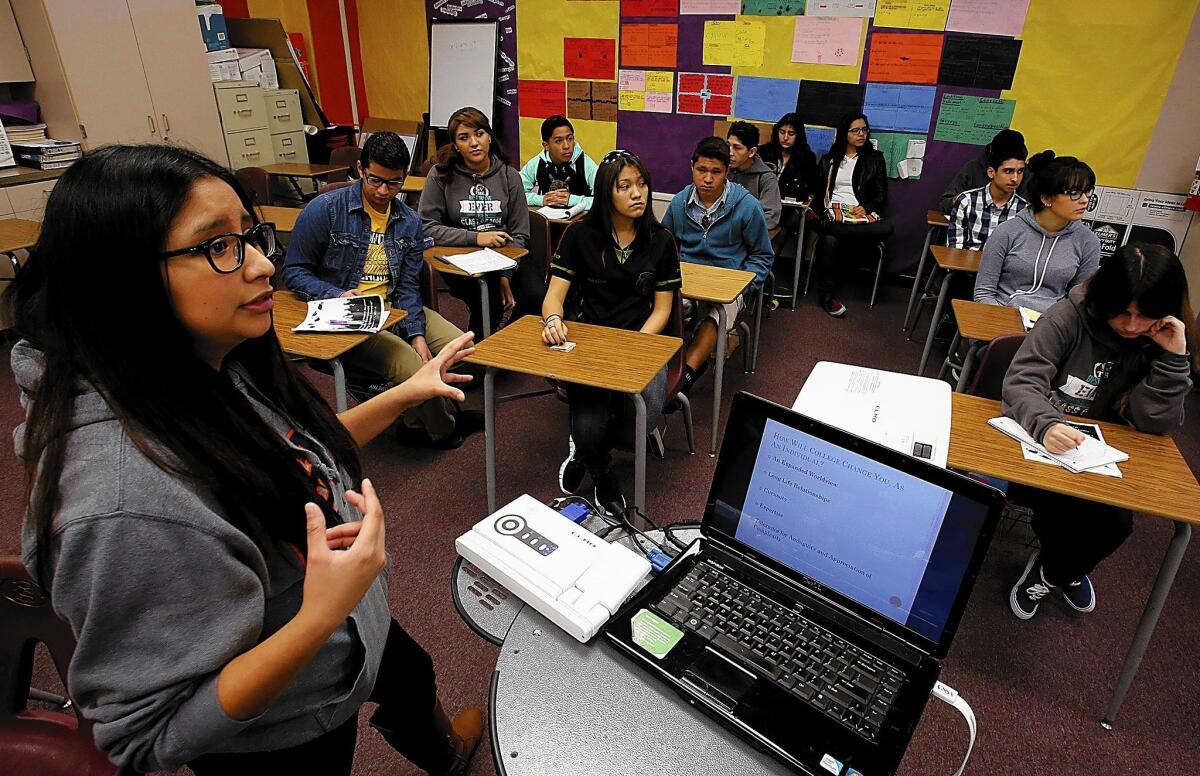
583,151,660,253
832,112,873,163
760,112,813,162
1084,242,1199,371
435,106,513,182
8,144,362,586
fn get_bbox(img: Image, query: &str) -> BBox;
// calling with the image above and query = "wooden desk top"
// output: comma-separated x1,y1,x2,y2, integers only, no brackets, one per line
261,163,346,179
0,219,40,253
257,205,303,234
950,299,1024,342
401,175,425,194
424,245,529,278
927,209,949,228
273,290,406,360
465,315,681,394
948,393,1200,524
931,244,981,273
781,198,810,209
680,261,755,304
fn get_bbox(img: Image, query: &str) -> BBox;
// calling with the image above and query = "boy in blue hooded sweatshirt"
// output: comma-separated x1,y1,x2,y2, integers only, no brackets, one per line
662,136,774,394
519,115,598,211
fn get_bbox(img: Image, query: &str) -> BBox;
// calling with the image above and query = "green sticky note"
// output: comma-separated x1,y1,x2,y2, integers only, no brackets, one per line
742,0,806,14
631,608,684,659
934,94,1017,146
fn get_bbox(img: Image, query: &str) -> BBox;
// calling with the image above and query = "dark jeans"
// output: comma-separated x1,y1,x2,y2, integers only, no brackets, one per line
568,367,668,476
189,619,440,776
812,218,892,301
1009,484,1134,585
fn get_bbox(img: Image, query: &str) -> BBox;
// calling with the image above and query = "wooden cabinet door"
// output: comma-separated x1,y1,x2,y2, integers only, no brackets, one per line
42,0,157,147
126,0,228,165
0,0,34,82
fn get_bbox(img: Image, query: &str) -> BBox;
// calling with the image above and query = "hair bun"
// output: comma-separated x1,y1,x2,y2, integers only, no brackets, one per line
1027,149,1056,173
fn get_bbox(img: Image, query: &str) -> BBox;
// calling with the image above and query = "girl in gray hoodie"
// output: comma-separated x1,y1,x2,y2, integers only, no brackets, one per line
974,152,1101,313
1002,244,1195,621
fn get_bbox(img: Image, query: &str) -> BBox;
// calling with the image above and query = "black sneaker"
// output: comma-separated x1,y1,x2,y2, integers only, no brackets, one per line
822,297,847,318
454,409,486,440
1059,575,1096,613
558,437,586,495
593,469,627,518
394,423,463,450
1009,550,1052,620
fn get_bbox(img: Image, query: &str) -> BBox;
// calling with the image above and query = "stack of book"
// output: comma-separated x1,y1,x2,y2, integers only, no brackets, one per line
5,123,48,144
12,139,81,170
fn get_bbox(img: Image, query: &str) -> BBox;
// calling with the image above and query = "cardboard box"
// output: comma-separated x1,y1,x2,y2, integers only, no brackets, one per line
231,48,279,90
196,3,229,53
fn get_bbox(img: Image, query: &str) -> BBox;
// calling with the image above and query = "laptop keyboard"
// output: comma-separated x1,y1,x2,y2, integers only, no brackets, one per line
652,561,905,740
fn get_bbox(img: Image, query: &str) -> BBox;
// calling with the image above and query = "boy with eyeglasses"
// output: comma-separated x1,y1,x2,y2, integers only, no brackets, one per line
283,131,482,449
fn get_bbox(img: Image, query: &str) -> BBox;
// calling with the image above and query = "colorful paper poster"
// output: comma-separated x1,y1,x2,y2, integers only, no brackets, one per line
945,0,1031,38
703,20,767,67
938,34,1022,90
620,0,678,16
804,125,836,156
791,16,863,66
564,38,616,80
862,83,937,133
620,23,678,69
742,0,806,14
617,69,675,113
1081,187,1195,258
866,32,943,84
933,93,1016,145
796,80,865,127
680,0,742,12
871,131,926,178
518,80,567,118
567,80,618,122
806,0,876,16
677,72,736,116
734,76,801,122
872,0,951,31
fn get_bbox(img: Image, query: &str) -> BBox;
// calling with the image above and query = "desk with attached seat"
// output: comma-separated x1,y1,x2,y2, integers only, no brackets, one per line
917,246,981,376
938,300,1024,391
903,209,950,334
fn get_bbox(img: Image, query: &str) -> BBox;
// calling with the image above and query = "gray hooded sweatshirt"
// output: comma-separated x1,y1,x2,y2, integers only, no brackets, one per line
974,208,1100,313
12,341,390,773
1002,285,1191,444
418,156,530,249
727,154,782,232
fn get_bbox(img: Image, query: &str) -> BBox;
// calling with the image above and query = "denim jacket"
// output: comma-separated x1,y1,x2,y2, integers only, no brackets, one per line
282,180,433,339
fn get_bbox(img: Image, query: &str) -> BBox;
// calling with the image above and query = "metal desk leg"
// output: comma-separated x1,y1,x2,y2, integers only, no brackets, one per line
750,285,764,373
330,358,347,413
791,216,806,310
903,226,935,332
918,270,953,376
937,331,961,381
477,277,493,339
954,342,979,392
484,367,497,513
711,307,727,457
1101,521,1191,729
633,393,647,513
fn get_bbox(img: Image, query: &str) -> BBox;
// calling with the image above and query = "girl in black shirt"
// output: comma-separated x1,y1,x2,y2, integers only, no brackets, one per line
541,151,682,516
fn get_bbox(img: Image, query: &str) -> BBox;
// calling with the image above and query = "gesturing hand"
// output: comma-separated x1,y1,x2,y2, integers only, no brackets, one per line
541,318,568,345
407,330,476,404
300,479,386,629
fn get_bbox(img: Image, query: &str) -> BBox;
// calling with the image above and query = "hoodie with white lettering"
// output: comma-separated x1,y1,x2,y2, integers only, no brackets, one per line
974,207,1100,312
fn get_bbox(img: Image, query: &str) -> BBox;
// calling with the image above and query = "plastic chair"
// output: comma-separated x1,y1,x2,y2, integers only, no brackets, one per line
324,145,360,184
233,166,271,207
662,289,696,456
965,333,1027,400
317,180,354,197
0,557,118,775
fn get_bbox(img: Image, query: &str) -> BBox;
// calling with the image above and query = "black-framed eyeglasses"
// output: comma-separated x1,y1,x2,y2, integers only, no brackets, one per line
364,173,405,190
602,149,640,165
159,222,277,274
847,126,870,135
1062,188,1095,202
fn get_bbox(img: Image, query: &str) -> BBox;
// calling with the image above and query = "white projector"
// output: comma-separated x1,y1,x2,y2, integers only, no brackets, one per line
456,495,652,642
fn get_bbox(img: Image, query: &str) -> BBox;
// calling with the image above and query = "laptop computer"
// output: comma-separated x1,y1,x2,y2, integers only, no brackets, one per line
604,392,1003,776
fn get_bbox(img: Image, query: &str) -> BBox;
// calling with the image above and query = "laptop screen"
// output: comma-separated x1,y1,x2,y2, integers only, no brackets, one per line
707,395,997,649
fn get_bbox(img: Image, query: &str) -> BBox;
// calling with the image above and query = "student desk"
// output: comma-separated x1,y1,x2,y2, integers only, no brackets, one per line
272,290,406,412
903,209,951,334
680,262,757,456
423,245,529,339
779,198,811,309
256,205,303,234
0,218,39,276
917,246,981,377
938,300,1024,391
464,315,680,514
261,162,347,202
532,205,585,251
948,393,1200,727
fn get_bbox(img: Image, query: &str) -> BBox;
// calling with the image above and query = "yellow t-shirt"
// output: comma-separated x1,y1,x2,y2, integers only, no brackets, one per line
357,197,391,296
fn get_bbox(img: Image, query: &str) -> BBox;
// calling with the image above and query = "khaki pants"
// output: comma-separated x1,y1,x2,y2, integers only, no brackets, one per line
340,307,463,440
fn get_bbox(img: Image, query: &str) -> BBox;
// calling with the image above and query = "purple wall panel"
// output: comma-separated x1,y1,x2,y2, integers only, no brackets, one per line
616,111,717,194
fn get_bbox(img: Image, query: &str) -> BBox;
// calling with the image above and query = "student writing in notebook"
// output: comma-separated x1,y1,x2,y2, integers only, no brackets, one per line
7,144,482,774
1002,244,1196,621
541,150,682,517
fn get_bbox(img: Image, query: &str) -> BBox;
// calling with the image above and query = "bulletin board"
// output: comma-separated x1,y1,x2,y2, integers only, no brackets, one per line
440,0,1199,269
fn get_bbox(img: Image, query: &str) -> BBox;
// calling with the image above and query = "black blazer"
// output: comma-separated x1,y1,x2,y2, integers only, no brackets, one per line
817,148,888,215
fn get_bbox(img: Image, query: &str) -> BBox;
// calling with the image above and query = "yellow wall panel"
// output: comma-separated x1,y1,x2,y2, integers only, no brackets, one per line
358,0,429,121
730,15,864,84
515,0,618,81
246,0,319,95
1003,0,1199,187
518,116,616,173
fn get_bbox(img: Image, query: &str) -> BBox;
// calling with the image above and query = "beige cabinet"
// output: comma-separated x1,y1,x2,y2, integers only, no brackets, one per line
10,0,227,164
0,0,34,82
2,178,56,221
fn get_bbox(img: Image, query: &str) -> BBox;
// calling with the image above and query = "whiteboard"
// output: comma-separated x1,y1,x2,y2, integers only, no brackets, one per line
429,20,498,129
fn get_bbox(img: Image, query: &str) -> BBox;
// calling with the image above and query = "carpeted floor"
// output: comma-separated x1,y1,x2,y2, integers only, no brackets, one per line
2,271,1197,775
